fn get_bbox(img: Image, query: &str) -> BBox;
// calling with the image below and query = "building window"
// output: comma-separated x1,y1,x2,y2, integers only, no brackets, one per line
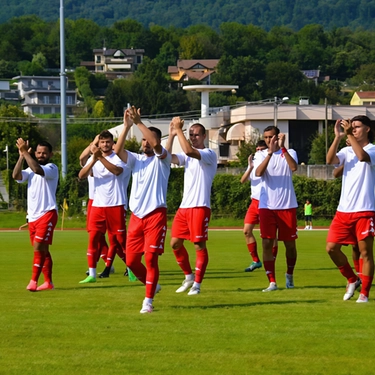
96,55,101,63
67,96,73,105
44,96,49,104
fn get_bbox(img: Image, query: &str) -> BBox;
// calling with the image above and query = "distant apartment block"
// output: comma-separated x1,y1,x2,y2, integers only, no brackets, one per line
12,76,77,115
168,59,219,85
80,47,145,79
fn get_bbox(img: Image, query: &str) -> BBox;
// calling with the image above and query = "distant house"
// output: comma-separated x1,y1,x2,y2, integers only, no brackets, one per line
13,76,77,115
301,69,329,85
350,91,375,105
80,47,145,80
0,80,18,102
168,59,219,85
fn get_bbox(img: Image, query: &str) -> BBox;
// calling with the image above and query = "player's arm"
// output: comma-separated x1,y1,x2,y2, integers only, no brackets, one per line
333,165,344,178
113,109,133,163
343,119,371,162
12,152,25,180
129,106,164,155
99,154,123,176
79,134,99,167
327,120,344,165
78,151,97,180
240,154,253,184
278,133,297,172
14,138,45,176
255,136,278,177
174,117,201,160
166,118,180,165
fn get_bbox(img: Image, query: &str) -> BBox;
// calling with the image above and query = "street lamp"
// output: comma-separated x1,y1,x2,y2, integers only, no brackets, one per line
274,96,289,127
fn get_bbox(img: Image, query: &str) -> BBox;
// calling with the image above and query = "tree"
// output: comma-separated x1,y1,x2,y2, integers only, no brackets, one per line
179,24,222,59
308,124,346,164
213,54,265,100
92,100,105,118
263,61,307,98
0,105,44,170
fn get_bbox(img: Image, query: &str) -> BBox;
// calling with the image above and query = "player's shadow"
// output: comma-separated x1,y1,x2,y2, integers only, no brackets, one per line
171,299,324,310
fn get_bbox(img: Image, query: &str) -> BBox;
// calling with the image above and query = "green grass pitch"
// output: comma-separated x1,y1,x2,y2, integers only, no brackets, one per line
0,229,374,375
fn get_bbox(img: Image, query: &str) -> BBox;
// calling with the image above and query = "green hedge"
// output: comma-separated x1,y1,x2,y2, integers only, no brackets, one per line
166,170,341,220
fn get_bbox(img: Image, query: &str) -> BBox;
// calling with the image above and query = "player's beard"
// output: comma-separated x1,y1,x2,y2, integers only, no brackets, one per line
37,157,50,165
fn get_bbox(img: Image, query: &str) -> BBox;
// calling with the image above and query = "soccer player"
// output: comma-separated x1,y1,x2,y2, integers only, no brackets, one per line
333,165,362,280
78,130,131,283
79,136,111,274
241,140,279,272
166,117,217,295
12,139,58,291
254,126,298,292
304,199,313,230
115,107,171,313
326,115,375,303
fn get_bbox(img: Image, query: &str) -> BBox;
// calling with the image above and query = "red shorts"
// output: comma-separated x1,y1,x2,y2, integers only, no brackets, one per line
171,207,211,243
244,199,260,225
259,208,298,241
327,211,375,244
88,205,126,235
29,210,58,245
126,207,167,254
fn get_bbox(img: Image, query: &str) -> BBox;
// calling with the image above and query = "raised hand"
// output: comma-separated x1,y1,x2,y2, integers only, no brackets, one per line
128,106,141,124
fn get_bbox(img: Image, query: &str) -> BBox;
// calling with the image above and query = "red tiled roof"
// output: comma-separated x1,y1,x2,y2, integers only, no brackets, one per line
176,59,219,70
355,91,375,98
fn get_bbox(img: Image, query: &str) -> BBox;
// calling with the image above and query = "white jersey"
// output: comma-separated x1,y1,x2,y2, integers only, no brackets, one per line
255,148,298,209
88,152,131,208
176,148,217,208
249,151,263,200
336,143,375,212
88,175,95,200
17,163,59,222
127,147,171,218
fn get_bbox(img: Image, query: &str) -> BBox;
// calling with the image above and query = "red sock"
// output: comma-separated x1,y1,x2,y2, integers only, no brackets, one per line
338,262,357,283
115,233,127,264
98,234,108,263
359,258,363,275
173,246,192,275
126,252,147,284
286,256,297,275
42,250,53,283
360,274,374,297
263,260,276,283
145,252,159,298
272,245,278,259
31,251,46,282
247,242,260,263
88,231,102,268
195,248,209,283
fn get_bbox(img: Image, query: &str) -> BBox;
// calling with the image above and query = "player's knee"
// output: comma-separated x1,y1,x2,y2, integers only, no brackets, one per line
171,238,183,250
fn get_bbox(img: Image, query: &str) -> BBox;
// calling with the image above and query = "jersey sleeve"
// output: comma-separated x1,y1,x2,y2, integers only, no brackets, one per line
198,148,217,165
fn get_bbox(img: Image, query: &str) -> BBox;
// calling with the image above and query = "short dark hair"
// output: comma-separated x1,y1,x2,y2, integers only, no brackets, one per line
98,130,114,140
351,115,374,142
264,125,280,136
256,140,267,148
37,141,53,153
191,123,206,135
148,126,162,139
